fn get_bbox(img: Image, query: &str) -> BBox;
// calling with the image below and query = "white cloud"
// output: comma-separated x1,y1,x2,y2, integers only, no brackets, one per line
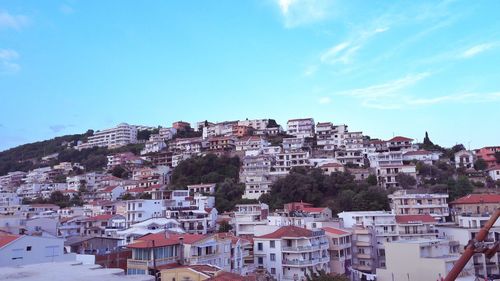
60,4,75,15
303,65,318,77
318,97,331,104
341,72,430,99
460,43,495,58
320,26,389,65
0,11,29,30
0,49,21,74
276,0,334,28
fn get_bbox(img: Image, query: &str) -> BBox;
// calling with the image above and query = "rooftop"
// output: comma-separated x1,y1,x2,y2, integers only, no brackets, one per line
127,232,207,249
256,226,314,239
450,194,500,205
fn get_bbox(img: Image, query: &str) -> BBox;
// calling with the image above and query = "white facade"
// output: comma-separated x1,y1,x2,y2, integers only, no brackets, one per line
286,118,315,138
0,235,72,267
389,190,449,222
77,123,138,150
126,199,165,226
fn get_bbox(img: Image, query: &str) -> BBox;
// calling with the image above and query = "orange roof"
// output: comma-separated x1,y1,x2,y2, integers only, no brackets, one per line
85,214,114,222
302,207,327,213
256,226,313,239
450,194,500,205
322,227,350,235
0,234,20,248
388,136,413,142
395,214,436,224
127,232,207,249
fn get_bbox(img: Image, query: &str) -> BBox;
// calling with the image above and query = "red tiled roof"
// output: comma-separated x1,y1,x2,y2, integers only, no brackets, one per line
487,165,500,171
0,234,21,248
127,232,207,249
450,194,500,205
322,227,350,235
85,214,114,222
256,226,313,239
302,207,327,213
395,214,436,224
388,136,413,142
62,189,78,193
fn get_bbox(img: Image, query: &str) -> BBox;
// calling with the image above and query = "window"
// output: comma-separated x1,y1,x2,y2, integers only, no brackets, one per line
258,257,263,265
270,253,276,261
257,243,263,251
270,241,275,248
271,268,276,274
26,246,32,251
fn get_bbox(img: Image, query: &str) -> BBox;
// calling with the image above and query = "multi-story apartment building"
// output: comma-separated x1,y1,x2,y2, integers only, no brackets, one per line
448,194,500,222
385,136,414,152
286,118,315,138
272,151,311,175
376,239,474,281
282,137,307,151
187,183,216,195
141,139,167,155
0,171,27,190
436,214,499,279
207,136,236,152
395,214,438,240
388,190,449,222
233,203,269,236
474,146,500,168
334,150,364,167
0,235,71,267
202,121,238,139
0,192,20,206
235,136,269,152
338,211,398,271
170,137,205,155
253,226,330,281
126,232,231,276
322,227,352,275
77,123,138,150
158,127,177,141
237,119,270,131
82,214,126,236
375,164,417,189
126,199,165,226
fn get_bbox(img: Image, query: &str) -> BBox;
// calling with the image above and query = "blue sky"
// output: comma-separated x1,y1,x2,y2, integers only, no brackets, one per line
1,0,499,151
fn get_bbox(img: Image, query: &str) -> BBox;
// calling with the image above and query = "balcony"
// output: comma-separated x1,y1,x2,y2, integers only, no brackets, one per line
355,241,371,247
282,257,328,266
282,243,327,252
356,253,372,259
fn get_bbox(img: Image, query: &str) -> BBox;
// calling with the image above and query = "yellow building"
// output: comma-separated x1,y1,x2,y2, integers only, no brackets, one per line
160,264,221,281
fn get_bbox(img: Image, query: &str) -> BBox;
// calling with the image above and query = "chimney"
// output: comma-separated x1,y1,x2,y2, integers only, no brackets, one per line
178,237,184,265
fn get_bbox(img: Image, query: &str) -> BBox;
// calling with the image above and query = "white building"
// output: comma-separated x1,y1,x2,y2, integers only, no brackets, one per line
454,150,475,169
487,165,500,181
253,226,330,281
233,203,269,236
338,211,398,271
125,199,165,226
403,150,442,164
0,235,72,267
77,123,138,150
286,118,315,138
116,217,184,245
376,239,474,281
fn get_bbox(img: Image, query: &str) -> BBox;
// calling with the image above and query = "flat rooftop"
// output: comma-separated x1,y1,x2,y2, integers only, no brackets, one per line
0,262,154,281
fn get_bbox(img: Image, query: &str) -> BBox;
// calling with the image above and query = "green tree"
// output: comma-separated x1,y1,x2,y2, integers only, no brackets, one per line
214,179,245,212
218,220,233,233
111,165,129,179
474,158,487,171
447,176,474,201
366,174,378,186
396,173,417,189
139,193,152,199
120,193,135,200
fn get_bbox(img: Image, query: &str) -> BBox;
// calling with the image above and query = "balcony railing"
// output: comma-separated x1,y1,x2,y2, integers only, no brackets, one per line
282,257,329,266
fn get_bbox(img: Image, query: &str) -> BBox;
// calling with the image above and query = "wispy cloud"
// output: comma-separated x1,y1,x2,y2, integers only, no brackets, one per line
49,124,75,133
0,49,21,74
303,65,318,77
320,24,389,65
336,72,500,109
318,97,331,104
0,10,29,30
460,43,495,58
276,0,335,28
60,4,75,15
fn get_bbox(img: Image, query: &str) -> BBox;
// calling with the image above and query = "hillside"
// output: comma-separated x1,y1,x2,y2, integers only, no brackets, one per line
0,130,144,175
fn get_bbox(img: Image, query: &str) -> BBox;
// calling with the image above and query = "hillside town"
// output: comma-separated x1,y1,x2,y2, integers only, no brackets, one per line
0,118,499,281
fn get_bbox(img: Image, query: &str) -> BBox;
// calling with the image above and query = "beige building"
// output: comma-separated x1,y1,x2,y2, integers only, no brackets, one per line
449,194,500,222
389,190,449,222
376,239,475,281
322,227,352,275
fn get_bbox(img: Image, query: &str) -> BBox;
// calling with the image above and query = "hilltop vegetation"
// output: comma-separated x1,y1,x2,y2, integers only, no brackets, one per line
0,130,144,175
